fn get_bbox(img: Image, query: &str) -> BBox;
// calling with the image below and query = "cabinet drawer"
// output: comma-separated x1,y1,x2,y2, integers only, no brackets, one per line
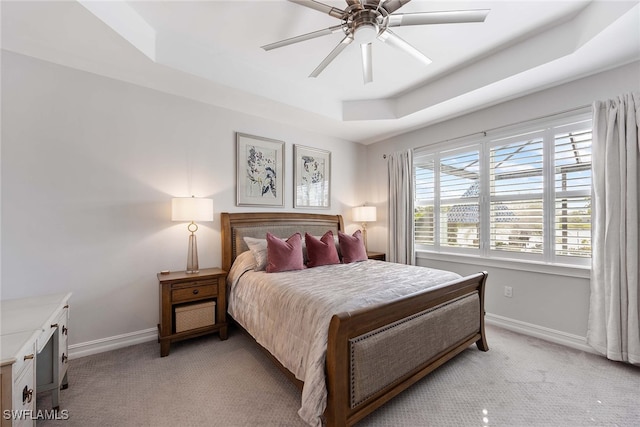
171,284,218,303
12,341,36,381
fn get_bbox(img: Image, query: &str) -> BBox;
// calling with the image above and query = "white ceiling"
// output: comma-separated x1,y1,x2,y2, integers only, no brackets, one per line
2,0,639,144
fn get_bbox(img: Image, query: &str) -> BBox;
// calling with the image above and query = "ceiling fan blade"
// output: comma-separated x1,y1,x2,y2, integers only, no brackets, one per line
262,24,343,51
378,29,431,65
310,35,354,78
361,42,373,84
388,10,490,27
288,0,345,19
381,0,411,14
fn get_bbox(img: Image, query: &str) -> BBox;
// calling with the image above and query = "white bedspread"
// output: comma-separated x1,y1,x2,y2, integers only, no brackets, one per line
227,252,462,426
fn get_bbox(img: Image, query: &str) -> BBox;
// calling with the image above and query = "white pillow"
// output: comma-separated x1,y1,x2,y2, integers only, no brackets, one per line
243,236,268,271
227,250,258,287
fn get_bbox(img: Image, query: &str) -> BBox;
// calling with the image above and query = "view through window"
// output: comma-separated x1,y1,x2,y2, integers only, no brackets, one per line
414,114,592,265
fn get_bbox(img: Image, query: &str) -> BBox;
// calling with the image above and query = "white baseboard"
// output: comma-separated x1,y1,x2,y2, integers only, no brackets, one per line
485,313,597,355
68,327,158,359
68,315,597,360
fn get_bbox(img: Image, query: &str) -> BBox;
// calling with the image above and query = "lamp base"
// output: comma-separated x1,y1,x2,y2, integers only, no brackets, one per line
362,223,368,251
186,232,199,274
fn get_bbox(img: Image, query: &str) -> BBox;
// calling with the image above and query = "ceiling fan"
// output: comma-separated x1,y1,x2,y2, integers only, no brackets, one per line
262,0,489,84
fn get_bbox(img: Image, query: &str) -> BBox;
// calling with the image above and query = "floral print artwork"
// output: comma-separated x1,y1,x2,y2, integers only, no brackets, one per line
295,146,330,208
301,155,324,188
236,133,283,206
246,145,277,199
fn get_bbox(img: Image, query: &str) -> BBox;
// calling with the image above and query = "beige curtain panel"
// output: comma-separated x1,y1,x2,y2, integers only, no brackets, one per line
387,149,414,265
587,91,640,365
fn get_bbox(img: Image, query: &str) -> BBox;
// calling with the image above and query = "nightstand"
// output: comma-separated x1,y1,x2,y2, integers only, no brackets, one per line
367,251,386,261
157,268,228,357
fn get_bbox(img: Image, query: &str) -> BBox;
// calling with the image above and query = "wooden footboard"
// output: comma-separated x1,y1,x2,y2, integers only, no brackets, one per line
325,271,488,427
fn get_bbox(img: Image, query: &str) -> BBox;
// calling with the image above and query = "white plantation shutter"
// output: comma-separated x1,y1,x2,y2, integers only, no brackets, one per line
554,125,592,259
439,148,480,250
489,135,544,257
414,154,435,246
413,113,592,265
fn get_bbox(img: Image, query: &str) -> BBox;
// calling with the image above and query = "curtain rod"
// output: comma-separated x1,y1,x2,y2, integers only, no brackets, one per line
382,104,592,159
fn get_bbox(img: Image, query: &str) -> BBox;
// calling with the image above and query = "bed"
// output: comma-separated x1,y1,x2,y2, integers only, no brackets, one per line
221,212,488,427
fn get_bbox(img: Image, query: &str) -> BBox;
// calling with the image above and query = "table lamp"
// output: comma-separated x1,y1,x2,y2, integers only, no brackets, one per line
352,205,377,251
172,196,213,273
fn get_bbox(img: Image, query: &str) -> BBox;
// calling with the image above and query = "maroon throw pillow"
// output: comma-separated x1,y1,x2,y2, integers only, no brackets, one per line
266,232,305,273
338,230,368,263
305,231,340,268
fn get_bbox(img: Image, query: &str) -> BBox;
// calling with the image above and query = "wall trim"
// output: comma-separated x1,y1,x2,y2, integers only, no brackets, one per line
68,327,158,359
69,315,599,359
485,313,597,355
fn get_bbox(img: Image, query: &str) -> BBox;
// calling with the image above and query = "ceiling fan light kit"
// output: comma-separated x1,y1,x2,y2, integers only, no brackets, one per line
262,0,489,84
352,23,379,44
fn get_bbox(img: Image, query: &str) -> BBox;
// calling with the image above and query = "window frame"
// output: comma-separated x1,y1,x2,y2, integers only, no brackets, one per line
413,111,592,268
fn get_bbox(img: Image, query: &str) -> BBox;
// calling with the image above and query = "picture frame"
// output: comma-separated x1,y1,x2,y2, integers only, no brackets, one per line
294,145,331,209
236,132,285,207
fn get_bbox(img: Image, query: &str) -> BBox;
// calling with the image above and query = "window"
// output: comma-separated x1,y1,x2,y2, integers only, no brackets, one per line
489,134,544,258
553,125,592,259
440,149,480,251
413,114,592,266
415,156,435,245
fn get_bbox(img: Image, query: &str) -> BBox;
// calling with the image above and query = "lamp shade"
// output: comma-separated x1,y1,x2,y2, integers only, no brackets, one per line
171,197,213,222
352,206,377,222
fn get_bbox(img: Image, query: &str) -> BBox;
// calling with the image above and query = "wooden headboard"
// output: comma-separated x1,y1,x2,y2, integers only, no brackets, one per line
220,212,344,272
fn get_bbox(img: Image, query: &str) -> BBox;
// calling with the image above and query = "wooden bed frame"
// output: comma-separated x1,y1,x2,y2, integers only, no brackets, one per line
221,212,488,427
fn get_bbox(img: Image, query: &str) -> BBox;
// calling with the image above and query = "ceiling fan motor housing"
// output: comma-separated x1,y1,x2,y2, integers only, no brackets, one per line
350,10,382,44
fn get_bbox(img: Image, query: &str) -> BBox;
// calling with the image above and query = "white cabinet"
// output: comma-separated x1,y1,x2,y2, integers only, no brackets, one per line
0,293,71,427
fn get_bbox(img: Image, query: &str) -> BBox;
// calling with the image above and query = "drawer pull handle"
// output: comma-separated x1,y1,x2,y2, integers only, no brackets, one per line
23,354,34,361
22,385,33,404
51,323,59,329
62,326,68,335
61,353,68,364
192,289,199,295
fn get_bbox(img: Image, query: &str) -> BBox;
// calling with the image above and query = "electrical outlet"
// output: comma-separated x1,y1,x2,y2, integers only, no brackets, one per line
504,286,513,298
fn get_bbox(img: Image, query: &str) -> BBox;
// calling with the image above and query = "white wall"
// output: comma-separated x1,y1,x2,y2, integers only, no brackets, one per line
0,51,367,350
3,48,638,354
365,61,640,346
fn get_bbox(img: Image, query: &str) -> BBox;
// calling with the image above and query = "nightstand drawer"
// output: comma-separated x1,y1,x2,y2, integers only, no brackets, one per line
171,283,218,303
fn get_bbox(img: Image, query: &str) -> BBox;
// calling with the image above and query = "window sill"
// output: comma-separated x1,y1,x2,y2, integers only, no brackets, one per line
415,251,590,279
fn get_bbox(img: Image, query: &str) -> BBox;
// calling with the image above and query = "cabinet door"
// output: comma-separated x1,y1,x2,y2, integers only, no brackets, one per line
12,357,35,427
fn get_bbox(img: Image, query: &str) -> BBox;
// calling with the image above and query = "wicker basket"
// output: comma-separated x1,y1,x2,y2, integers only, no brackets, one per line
175,301,215,333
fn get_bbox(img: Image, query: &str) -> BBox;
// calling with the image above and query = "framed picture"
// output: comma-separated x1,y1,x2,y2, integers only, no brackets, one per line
294,145,331,209
236,132,285,207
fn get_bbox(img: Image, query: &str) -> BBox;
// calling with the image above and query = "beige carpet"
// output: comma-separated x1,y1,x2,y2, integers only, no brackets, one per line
37,325,639,426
